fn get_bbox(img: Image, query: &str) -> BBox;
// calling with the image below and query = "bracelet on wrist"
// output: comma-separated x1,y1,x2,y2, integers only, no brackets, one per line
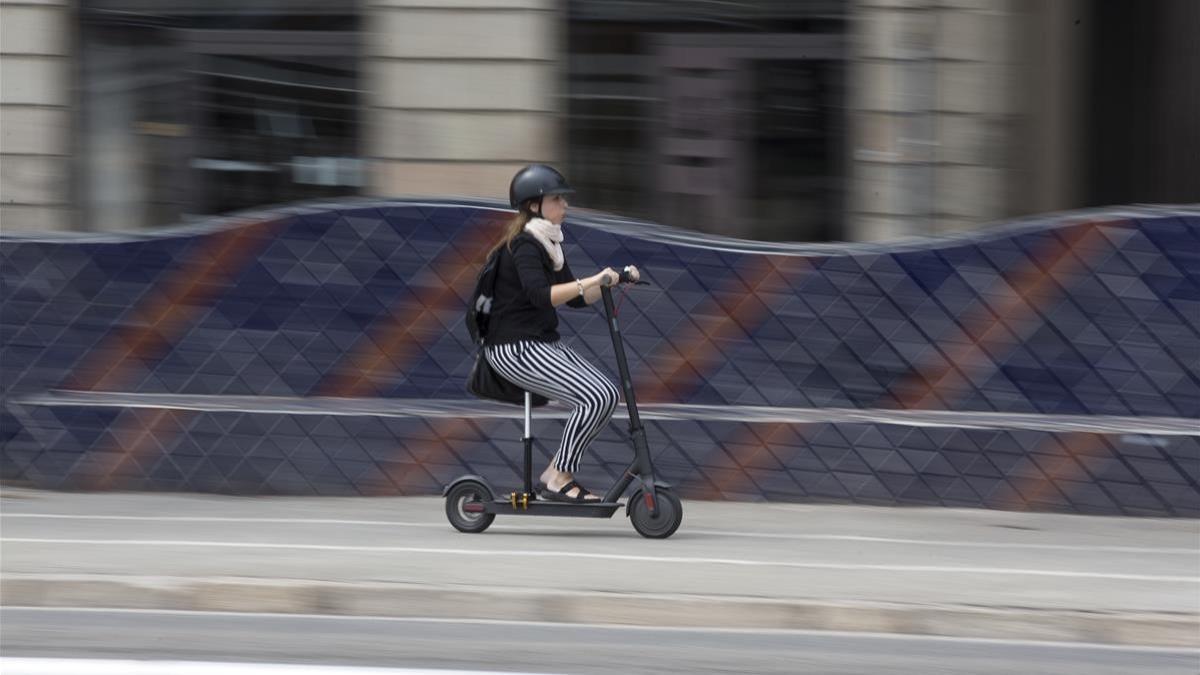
576,279,585,297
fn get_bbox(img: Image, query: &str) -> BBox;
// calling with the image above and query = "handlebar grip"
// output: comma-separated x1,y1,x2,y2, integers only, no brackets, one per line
600,267,640,287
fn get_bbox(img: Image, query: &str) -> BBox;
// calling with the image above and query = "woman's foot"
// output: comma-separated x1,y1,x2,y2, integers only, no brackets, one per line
540,467,602,501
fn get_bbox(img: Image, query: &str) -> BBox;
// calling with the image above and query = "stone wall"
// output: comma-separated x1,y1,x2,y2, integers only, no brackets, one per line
0,0,74,231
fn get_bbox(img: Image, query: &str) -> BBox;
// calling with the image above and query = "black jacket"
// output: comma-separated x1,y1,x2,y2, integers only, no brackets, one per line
485,232,587,346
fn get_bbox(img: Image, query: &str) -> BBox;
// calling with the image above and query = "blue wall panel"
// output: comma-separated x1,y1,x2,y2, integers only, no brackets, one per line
2,201,1197,515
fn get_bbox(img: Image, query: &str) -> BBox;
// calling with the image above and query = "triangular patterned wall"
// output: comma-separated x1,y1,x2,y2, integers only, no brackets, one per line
2,201,1197,516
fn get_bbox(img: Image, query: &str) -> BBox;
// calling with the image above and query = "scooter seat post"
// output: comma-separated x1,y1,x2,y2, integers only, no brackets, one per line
524,391,532,439
523,391,534,496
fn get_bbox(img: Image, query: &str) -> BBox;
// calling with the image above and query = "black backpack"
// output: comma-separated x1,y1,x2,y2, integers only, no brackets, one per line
465,244,549,407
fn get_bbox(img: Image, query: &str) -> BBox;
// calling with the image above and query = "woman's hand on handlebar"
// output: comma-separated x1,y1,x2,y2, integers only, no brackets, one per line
593,268,619,287
592,266,642,288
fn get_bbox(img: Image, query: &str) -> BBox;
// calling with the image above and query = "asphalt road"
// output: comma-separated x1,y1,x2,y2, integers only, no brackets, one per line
5,491,1197,616
2,608,1197,675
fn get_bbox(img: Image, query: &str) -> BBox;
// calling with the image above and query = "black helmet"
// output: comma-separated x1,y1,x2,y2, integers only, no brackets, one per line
509,164,574,209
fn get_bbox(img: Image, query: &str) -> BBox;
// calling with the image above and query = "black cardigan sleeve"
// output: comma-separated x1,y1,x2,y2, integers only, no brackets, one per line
511,235,589,309
510,237,553,308
559,258,588,308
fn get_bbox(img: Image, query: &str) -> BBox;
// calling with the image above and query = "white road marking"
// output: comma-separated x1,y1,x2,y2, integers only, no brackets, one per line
3,537,1196,582
0,658,539,675
3,513,1194,555
3,607,1198,655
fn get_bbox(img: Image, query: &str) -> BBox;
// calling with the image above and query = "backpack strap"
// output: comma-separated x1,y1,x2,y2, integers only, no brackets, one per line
466,247,503,345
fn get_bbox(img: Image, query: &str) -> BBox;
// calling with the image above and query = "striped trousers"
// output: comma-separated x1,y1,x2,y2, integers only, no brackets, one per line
484,340,620,474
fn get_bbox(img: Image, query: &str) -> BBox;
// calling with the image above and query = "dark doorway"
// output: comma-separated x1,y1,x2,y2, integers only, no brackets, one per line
1085,0,1200,206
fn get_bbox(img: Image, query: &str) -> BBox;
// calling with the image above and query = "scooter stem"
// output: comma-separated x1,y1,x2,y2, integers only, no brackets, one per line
600,285,642,430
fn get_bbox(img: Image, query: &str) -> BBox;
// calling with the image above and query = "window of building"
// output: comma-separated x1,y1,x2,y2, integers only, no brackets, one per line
77,2,361,230
566,2,846,242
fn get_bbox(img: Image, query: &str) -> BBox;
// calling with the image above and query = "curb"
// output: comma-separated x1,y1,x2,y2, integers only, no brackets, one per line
3,574,1197,648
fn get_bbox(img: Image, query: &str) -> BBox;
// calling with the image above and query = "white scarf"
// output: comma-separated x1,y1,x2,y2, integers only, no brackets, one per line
524,217,564,271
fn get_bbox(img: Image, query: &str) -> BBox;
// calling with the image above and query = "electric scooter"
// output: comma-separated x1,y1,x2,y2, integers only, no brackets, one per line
443,273,683,539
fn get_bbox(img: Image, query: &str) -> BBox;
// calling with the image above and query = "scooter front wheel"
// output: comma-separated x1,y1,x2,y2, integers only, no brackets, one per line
628,488,682,539
445,480,495,533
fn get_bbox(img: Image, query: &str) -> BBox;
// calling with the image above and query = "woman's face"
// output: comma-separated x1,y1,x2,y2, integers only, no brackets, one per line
536,194,569,225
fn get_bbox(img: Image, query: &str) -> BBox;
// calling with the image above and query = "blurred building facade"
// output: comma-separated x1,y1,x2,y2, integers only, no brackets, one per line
1,0,1196,241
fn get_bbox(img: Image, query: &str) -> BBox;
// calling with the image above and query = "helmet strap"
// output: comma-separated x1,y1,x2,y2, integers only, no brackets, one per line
522,196,544,218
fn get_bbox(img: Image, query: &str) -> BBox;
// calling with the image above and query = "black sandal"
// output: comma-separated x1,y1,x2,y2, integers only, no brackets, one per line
540,480,598,503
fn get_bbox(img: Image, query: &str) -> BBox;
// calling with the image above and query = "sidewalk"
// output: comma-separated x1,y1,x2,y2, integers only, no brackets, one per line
2,488,1197,647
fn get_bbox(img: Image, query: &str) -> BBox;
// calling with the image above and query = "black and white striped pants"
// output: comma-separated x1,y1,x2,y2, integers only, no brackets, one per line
484,340,620,474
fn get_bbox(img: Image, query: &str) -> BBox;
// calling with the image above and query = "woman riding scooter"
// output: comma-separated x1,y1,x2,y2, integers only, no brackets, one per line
482,164,640,503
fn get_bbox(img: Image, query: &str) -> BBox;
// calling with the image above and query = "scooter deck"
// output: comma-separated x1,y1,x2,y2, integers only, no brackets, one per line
481,496,621,518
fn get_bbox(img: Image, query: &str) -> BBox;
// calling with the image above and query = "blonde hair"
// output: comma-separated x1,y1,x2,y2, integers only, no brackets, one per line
488,205,534,257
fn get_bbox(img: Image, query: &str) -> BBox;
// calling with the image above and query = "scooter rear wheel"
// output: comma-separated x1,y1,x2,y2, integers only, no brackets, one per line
628,488,682,539
445,480,495,533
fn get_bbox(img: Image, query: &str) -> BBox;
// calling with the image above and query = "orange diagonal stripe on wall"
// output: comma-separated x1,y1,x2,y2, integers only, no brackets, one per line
705,221,1129,503
64,219,278,393
97,408,177,489
998,222,1147,509
891,221,1113,412
67,219,280,489
317,216,502,398
627,254,809,499
636,255,809,403
1002,431,1106,510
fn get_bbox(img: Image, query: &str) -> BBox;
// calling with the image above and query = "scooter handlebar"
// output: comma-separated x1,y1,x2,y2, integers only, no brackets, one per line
600,266,644,287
